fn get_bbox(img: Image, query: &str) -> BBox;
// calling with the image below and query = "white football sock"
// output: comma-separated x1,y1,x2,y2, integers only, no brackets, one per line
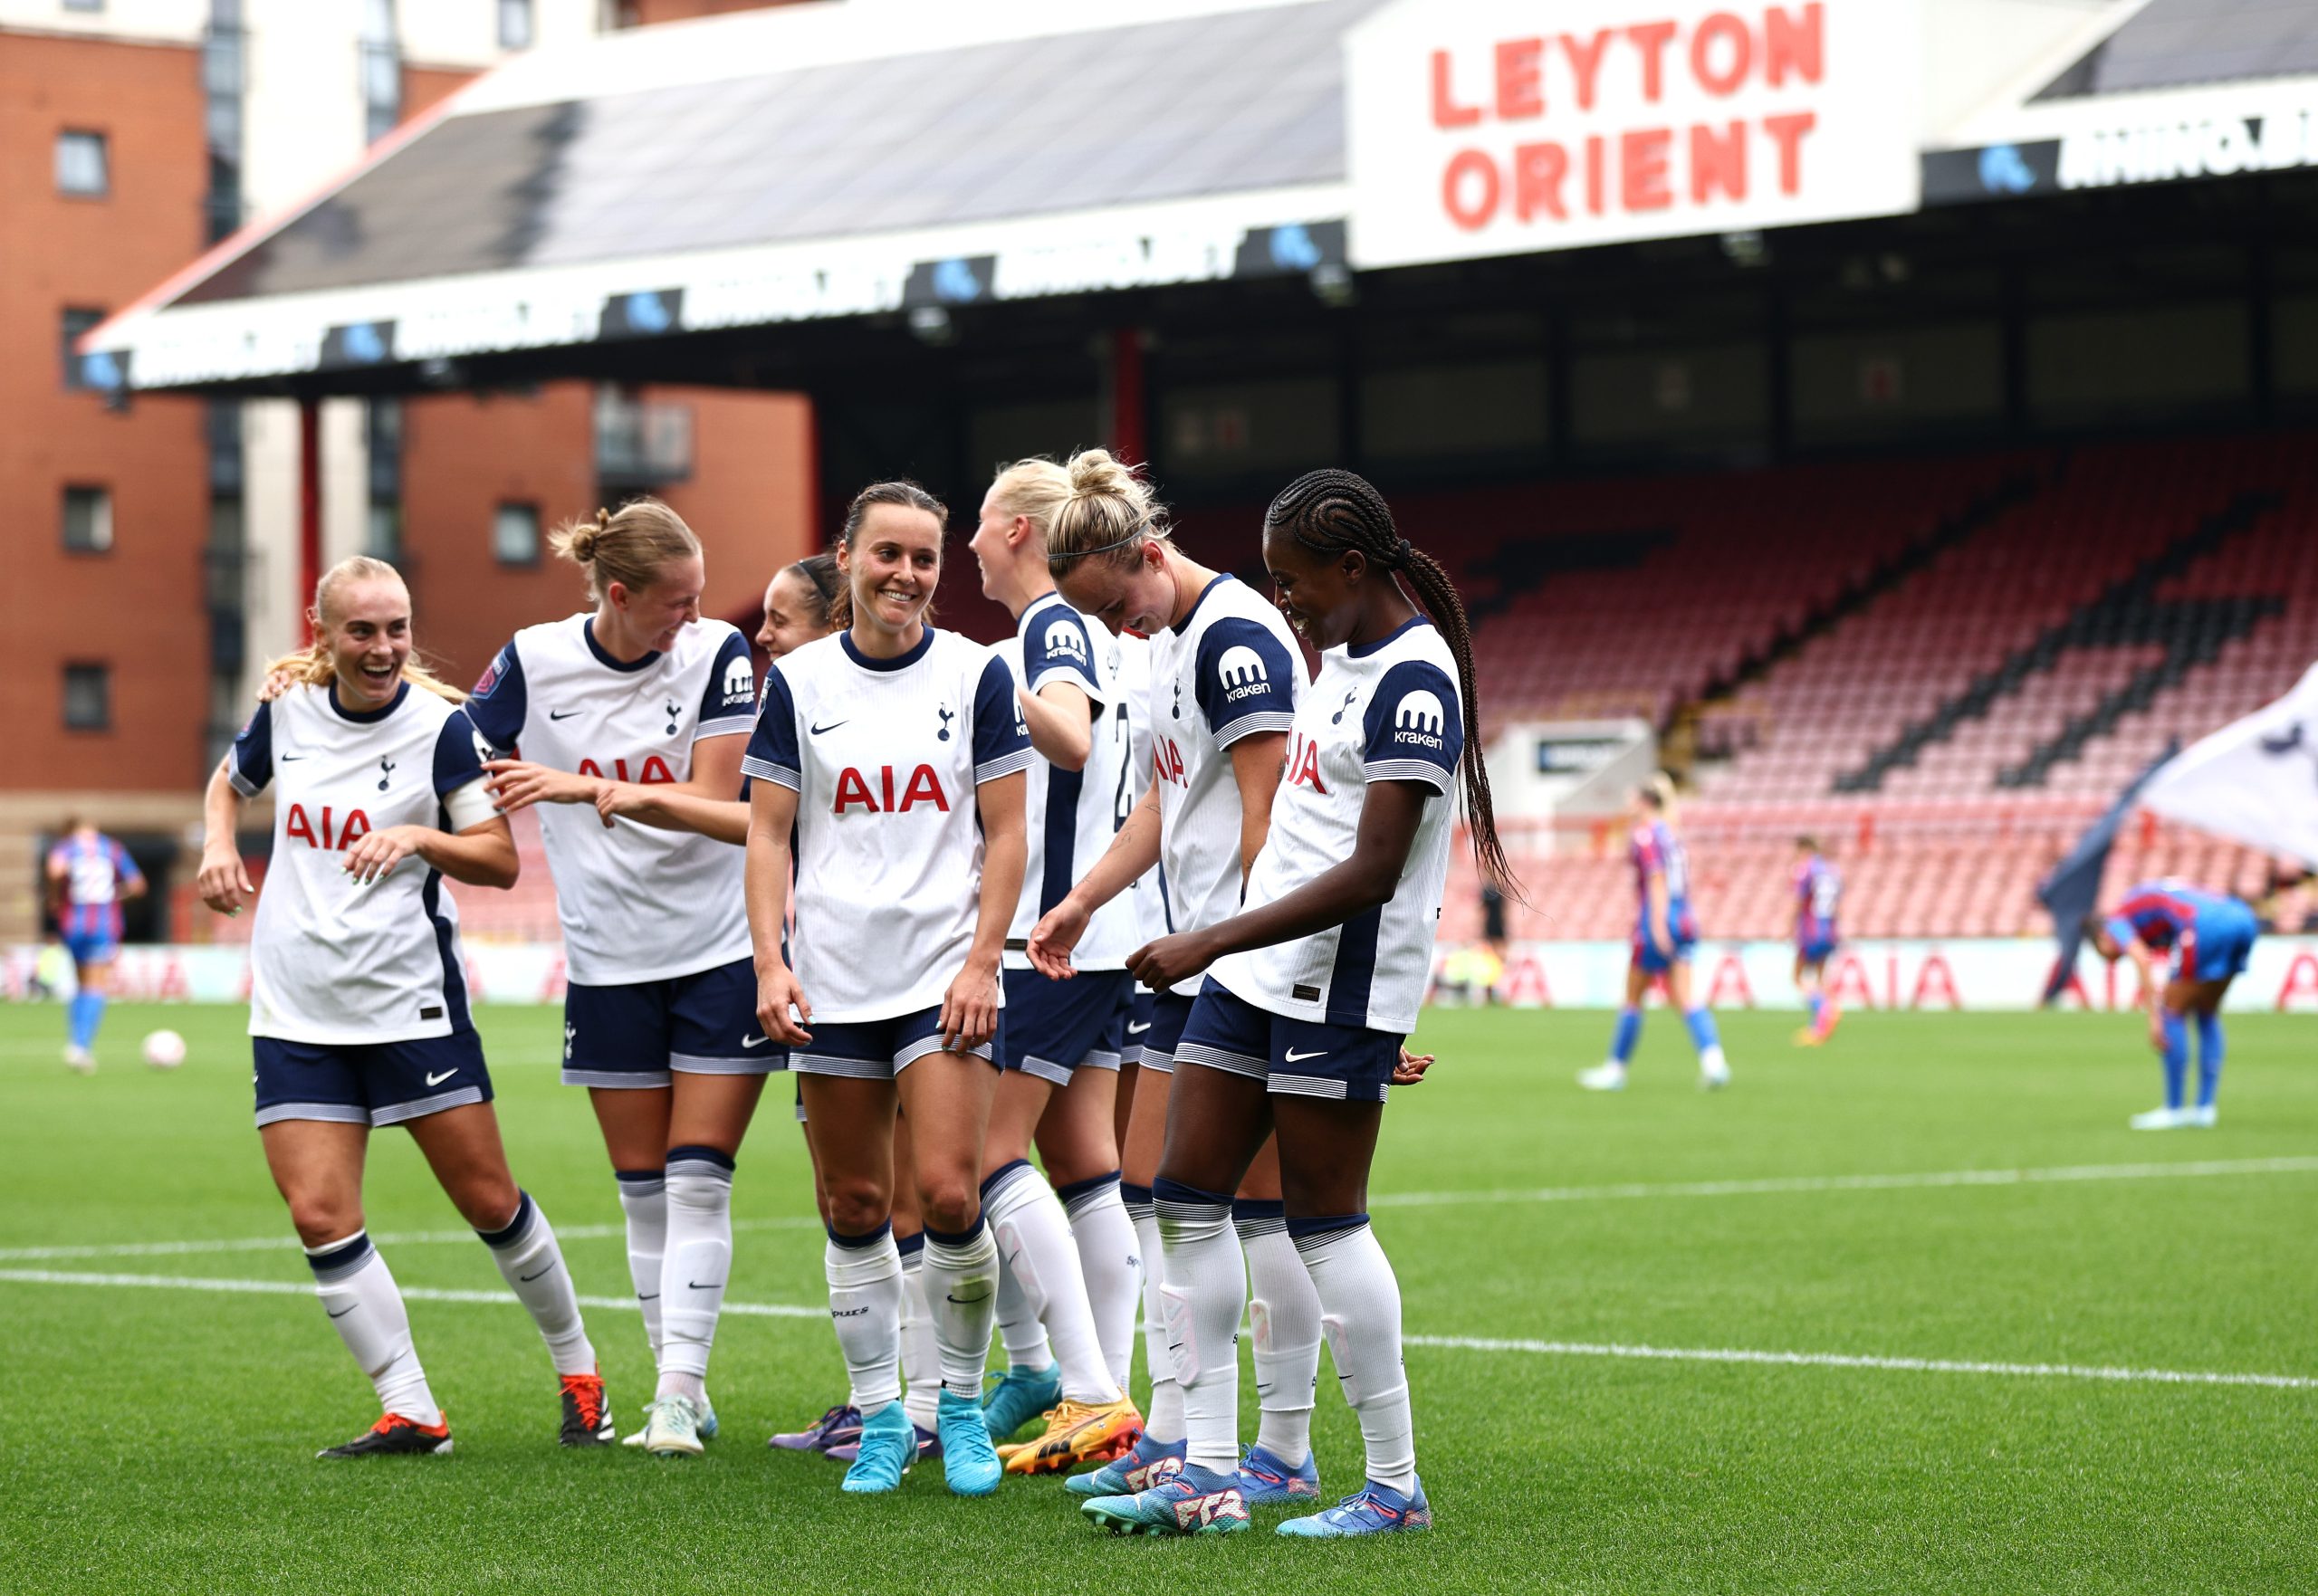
824,1225,903,1415
305,1230,440,1427
1154,1180,1243,1476
897,1234,939,1430
1236,1199,1320,1467
614,1169,666,1368
1126,1190,1183,1441
1061,1171,1139,1392
656,1145,733,1401
1295,1215,1415,1495
477,1191,596,1377
984,1160,1117,1403
989,1184,1053,1371
921,1219,1001,1400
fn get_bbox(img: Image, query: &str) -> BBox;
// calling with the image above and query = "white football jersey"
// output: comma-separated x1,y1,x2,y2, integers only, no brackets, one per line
1004,594,1138,970
1146,574,1305,995
229,682,494,1044
465,614,756,987
1212,618,1464,1034
1114,631,1171,946
742,627,1032,1021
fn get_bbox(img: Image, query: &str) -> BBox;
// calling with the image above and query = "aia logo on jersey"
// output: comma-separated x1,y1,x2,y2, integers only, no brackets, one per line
1042,616,1088,665
284,804,371,850
1286,731,1328,795
1391,689,1448,750
577,756,676,783
833,764,951,814
1152,736,1188,789
1217,645,1270,704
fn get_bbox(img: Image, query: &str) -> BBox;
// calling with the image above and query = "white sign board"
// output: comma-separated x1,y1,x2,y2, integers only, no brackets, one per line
1346,0,1923,268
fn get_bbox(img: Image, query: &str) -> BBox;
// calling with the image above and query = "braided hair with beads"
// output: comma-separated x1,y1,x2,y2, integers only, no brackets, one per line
1262,469,1521,900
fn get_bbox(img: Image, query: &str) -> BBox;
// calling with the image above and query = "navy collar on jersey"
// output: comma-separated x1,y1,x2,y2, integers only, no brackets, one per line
328,679,409,723
1348,615,1432,659
583,616,661,674
1171,573,1233,635
840,626,935,673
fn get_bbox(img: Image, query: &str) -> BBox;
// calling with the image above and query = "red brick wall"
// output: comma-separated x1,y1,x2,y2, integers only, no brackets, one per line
0,31,209,790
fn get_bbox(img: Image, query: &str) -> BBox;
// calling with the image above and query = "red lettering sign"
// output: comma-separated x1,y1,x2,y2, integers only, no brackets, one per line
283,803,372,849
833,765,952,814
2277,952,2318,1011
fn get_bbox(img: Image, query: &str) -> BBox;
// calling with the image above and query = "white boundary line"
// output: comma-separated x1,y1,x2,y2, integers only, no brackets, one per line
2,1267,2308,1391
1370,1156,2318,1209
5,1157,2312,1263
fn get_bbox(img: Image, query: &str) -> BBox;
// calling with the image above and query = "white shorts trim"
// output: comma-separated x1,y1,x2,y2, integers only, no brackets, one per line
562,1067,673,1089
254,1102,369,1129
670,1051,786,1076
372,1085,488,1126
1174,1041,1266,1080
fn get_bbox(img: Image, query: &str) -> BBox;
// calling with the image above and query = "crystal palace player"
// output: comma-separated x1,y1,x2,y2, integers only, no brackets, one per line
742,481,1029,1498
1579,775,1730,1092
198,557,609,1457
44,817,144,1072
1082,469,1505,1538
964,455,1147,1475
2084,880,2259,1130
465,501,770,1458
1792,836,1843,1046
1029,456,1328,1510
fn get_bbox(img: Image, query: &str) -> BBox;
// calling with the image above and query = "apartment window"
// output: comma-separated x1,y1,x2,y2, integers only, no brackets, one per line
359,0,400,143
56,130,109,197
63,664,111,731
493,502,541,566
62,486,113,553
60,307,105,389
499,0,534,50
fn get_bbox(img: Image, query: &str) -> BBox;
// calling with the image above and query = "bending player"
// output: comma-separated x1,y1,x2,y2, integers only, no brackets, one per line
1792,836,1843,1046
742,481,1028,1497
1579,775,1730,1091
197,557,609,1457
1079,469,1502,1537
1029,454,1327,1508
465,500,773,1457
45,816,145,1073
965,455,1148,1475
2083,881,2258,1129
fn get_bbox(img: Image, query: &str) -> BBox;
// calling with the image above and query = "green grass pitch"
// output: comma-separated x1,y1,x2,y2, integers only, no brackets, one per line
3,1001,2313,1593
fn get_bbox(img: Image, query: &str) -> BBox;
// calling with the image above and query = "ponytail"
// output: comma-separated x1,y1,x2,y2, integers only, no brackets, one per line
1262,469,1521,902
1044,448,1167,578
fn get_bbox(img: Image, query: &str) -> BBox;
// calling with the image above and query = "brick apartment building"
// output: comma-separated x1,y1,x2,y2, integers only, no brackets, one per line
1,0,815,945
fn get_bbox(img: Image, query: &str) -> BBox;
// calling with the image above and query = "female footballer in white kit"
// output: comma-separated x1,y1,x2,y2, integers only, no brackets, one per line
1026,456,1330,1507
964,454,1151,1476
462,500,770,1458
1087,469,1512,1538
742,481,1030,1497
198,557,609,1457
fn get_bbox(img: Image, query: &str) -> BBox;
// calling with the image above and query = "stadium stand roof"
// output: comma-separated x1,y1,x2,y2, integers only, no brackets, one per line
81,0,2318,397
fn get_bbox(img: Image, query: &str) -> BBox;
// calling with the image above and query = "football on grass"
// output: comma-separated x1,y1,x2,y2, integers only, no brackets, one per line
141,1029,187,1070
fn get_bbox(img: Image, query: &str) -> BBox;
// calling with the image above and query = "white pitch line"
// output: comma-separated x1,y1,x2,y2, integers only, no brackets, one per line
9,1157,2314,1264
1369,1155,2318,1209
2,1268,2308,1391
1403,1334,2318,1391
0,1216,820,1264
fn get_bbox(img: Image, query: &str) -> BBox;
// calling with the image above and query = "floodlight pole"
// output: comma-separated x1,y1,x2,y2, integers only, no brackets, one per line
297,397,321,645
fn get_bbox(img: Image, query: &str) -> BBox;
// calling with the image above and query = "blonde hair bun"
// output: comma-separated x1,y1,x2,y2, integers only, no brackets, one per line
549,500,696,605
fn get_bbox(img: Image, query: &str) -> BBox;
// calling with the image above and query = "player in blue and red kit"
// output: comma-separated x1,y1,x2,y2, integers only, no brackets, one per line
1792,836,1842,1046
2084,881,2258,1130
45,819,145,1073
1579,775,1729,1091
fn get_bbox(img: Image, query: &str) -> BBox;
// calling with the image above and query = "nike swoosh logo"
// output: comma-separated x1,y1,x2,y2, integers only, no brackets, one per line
327,1305,357,1319
637,1292,660,1302
688,1281,723,1291
279,754,303,761
519,1264,554,1283
1126,1021,1151,1035
944,1292,991,1306
1283,1047,1327,1064
810,719,848,734
548,709,580,721
742,1034,772,1049
425,1069,458,1086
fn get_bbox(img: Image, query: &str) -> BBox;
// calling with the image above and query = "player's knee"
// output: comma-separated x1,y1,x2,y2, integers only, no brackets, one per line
822,1177,890,1238
915,1174,978,1235
448,1171,522,1232
285,1194,363,1250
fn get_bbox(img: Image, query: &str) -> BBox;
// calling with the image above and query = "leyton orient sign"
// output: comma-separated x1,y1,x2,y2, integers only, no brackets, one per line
1346,0,1922,268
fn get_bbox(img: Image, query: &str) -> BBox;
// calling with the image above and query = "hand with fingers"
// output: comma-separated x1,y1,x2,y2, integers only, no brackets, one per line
756,964,813,1047
341,825,422,886
1026,898,1088,980
198,842,254,916
1392,1046,1436,1086
940,957,1001,1053
484,759,599,816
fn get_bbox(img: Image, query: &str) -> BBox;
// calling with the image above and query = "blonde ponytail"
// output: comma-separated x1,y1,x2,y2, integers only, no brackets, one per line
1044,448,1168,577
264,555,464,702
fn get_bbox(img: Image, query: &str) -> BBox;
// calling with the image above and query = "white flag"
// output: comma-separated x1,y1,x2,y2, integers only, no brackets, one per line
2140,661,2318,868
